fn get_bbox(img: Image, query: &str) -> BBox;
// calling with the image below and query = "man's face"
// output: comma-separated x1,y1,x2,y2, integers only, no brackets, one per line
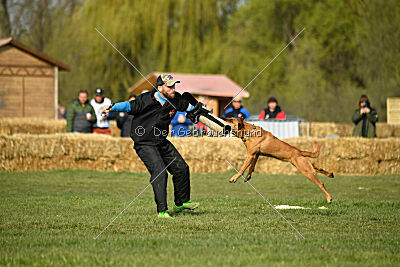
128,96,136,102
78,92,88,104
160,83,176,99
95,95,104,103
232,99,242,109
268,101,277,111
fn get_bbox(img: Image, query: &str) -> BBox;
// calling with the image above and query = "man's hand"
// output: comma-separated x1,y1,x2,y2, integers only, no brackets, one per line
102,103,114,117
102,105,110,115
186,102,204,123
86,113,92,121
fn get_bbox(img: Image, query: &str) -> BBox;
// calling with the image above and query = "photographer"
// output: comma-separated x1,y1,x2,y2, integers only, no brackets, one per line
352,95,378,138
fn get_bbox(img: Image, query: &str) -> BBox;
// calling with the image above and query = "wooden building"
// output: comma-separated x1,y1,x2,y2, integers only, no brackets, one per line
0,38,70,119
129,72,249,117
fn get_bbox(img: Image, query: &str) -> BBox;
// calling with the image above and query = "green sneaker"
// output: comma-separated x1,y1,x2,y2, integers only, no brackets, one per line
157,211,172,218
173,201,200,213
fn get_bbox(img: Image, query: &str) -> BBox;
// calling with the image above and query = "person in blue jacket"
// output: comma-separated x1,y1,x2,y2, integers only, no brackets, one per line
171,111,193,137
223,96,250,119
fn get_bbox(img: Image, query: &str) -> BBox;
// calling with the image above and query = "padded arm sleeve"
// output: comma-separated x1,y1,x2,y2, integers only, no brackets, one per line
111,101,131,112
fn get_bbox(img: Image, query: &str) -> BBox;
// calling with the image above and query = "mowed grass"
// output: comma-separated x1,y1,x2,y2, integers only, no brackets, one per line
0,170,399,266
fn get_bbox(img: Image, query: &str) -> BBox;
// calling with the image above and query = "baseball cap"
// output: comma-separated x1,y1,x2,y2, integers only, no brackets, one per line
156,74,180,87
95,88,104,96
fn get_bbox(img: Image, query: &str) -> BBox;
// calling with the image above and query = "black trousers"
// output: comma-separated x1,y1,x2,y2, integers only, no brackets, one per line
134,139,190,212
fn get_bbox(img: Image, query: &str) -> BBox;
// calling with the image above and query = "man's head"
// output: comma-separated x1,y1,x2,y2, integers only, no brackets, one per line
156,74,180,99
78,90,88,105
94,88,104,103
232,96,242,109
267,97,278,111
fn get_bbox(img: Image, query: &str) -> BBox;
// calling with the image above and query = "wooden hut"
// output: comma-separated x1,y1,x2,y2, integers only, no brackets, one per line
129,72,249,117
0,37,70,119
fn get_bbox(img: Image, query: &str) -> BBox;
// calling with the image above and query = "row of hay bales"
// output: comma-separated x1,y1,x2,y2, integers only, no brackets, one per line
1,118,400,138
1,134,399,174
0,118,121,137
300,122,400,138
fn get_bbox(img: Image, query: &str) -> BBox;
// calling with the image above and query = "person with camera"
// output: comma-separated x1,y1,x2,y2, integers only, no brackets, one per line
352,94,378,138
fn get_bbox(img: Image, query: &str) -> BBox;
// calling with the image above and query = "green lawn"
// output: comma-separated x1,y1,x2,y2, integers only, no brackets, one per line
0,170,399,266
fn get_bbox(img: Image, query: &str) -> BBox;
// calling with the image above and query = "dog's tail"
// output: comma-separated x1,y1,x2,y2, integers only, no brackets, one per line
300,142,320,158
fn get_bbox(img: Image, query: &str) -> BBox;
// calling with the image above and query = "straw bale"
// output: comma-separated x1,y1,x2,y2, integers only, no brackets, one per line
1,134,399,174
0,118,121,137
303,123,353,137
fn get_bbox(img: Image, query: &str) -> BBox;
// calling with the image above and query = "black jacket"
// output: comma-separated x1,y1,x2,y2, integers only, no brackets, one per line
128,89,190,145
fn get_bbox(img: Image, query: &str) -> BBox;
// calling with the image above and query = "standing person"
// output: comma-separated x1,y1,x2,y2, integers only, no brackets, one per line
171,111,193,137
352,94,378,138
258,97,287,120
103,74,200,218
90,88,115,135
66,90,97,133
223,96,250,119
116,94,136,137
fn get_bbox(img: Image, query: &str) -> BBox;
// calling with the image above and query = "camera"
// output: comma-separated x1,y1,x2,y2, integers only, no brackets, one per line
362,102,370,108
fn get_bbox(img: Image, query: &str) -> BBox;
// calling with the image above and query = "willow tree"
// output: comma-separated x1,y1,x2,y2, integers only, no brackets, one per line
47,0,238,107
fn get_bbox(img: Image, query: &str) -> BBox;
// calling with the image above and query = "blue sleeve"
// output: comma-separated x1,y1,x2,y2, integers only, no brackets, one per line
186,104,194,111
111,101,131,112
242,108,251,118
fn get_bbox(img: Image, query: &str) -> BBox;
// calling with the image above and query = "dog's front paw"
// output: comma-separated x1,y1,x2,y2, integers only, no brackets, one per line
244,174,252,182
229,177,238,183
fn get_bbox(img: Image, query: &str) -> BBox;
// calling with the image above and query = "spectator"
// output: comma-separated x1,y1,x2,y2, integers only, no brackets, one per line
116,94,136,137
90,88,115,135
57,105,66,119
223,96,250,119
171,111,193,137
258,97,287,120
66,90,97,133
352,94,378,138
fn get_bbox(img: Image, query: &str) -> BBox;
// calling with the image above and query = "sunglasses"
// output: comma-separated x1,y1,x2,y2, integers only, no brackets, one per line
233,100,242,103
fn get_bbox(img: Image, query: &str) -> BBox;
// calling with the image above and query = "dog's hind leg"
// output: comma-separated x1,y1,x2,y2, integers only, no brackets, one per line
229,154,256,183
292,156,333,203
312,164,334,178
245,154,259,182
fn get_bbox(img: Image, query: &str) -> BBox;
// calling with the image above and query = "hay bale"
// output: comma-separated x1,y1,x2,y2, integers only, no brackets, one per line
1,134,399,175
0,118,121,137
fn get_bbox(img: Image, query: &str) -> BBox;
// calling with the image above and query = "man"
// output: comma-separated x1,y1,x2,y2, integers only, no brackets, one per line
116,94,136,137
66,90,97,133
103,74,200,218
90,88,114,135
258,97,287,120
223,96,250,119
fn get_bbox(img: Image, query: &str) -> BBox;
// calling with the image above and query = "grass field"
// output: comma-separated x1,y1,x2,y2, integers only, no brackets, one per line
0,170,399,266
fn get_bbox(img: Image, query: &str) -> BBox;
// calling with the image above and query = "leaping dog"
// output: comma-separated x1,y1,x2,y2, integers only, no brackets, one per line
224,117,334,203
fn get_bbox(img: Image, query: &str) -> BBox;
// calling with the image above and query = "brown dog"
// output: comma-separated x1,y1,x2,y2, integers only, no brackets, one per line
224,117,334,203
